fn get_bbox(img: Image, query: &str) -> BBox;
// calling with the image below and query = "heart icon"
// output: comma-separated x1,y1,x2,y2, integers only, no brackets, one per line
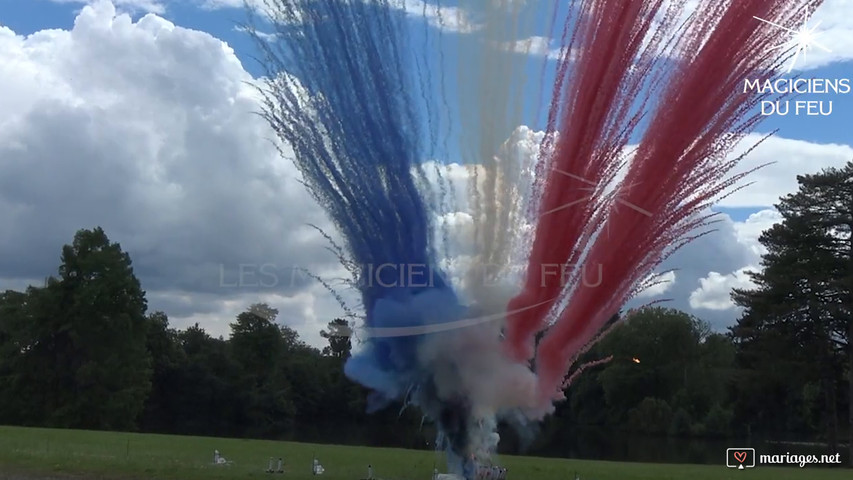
734,451,747,464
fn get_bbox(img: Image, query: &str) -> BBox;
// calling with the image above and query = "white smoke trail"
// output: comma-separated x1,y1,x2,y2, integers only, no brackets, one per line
453,1,547,308
416,311,542,461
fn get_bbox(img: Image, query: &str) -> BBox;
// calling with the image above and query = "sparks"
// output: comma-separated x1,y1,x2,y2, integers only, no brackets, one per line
754,13,831,73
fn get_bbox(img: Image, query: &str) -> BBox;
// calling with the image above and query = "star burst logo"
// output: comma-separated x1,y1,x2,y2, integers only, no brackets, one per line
754,12,831,73
542,167,653,240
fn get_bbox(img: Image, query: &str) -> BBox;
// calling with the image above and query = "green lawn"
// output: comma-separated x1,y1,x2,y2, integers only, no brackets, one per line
0,425,848,480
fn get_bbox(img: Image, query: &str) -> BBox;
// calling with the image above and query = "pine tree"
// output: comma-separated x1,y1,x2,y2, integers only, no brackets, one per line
731,162,851,462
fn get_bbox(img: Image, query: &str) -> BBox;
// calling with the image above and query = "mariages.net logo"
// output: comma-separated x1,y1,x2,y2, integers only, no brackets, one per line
726,448,756,469
726,447,843,469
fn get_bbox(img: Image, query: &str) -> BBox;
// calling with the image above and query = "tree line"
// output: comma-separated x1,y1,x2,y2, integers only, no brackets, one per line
0,162,850,465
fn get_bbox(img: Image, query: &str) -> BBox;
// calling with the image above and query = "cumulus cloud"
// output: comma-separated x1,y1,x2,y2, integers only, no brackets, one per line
689,267,758,311
48,0,166,14
512,0,853,70
51,0,853,69
233,25,277,42
664,0,853,70
732,209,784,256
0,0,342,338
789,0,853,71
5,0,850,347
500,36,564,60
193,0,253,9
671,0,853,71
198,0,478,33
615,130,849,328
674,209,781,318
720,134,853,208
636,271,677,299
622,209,757,328
400,0,478,33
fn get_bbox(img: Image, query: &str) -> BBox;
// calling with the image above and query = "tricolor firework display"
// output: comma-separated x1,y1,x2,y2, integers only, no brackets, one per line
251,0,822,477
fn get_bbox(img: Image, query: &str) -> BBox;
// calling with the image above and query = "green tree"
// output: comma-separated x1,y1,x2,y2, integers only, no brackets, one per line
139,311,187,432
0,282,65,425
2,228,151,430
320,318,353,359
703,403,734,437
627,397,673,435
559,307,735,436
731,162,851,458
51,227,152,429
597,308,707,423
174,323,246,436
229,304,295,436
230,303,283,377
0,289,33,423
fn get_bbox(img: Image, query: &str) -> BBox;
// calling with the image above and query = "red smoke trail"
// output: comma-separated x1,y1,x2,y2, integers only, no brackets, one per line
506,0,671,362
562,356,613,390
505,0,823,402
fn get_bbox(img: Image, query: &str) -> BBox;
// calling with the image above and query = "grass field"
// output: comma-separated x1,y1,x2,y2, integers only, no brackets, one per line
0,425,849,480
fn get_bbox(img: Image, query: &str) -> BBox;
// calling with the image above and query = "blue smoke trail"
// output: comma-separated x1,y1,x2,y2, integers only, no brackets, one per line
252,0,473,474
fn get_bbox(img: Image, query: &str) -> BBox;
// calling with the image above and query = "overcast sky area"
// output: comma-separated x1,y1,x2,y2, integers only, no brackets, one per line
1,0,851,348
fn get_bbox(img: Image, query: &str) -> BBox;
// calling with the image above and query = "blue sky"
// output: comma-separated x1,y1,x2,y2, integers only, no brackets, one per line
0,0,850,343
0,0,261,68
3,1,850,160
